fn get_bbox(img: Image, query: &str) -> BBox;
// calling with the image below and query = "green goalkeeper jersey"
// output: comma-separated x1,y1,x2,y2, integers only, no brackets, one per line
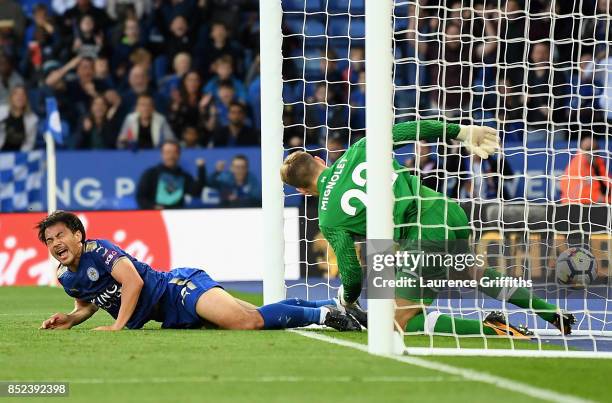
316,120,461,303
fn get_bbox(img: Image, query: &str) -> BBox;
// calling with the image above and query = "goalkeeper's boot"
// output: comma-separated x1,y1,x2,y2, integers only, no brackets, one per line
483,311,533,339
323,307,362,332
333,298,368,329
551,311,576,335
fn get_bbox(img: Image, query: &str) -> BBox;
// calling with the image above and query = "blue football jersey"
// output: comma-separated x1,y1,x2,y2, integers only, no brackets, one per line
57,239,168,329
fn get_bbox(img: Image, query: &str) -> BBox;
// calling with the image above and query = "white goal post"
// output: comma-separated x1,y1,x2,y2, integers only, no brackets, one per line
261,0,612,358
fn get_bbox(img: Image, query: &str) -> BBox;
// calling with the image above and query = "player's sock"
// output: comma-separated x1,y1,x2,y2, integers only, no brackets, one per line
256,303,322,329
479,267,557,323
278,298,336,308
405,312,497,335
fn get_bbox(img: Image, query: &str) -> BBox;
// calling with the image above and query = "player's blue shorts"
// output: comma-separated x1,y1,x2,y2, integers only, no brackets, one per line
157,268,222,329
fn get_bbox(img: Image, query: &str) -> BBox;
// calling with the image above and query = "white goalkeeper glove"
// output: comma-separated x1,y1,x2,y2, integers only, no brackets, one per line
456,125,500,159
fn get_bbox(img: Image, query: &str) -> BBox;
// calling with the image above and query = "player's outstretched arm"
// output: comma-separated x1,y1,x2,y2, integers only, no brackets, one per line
40,299,98,330
94,258,143,331
392,120,500,159
321,226,363,306
392,120,462,146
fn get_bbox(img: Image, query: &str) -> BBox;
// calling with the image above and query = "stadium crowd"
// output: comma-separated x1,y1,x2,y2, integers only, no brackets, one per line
0,0,261,151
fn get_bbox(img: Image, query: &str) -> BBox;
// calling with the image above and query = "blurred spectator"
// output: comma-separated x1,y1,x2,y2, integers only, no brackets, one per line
484,78,525,140
45,56,110,127
111,17,143,79
197,21,244,79
167,70,202,136
589,54,612,124
209,102,258,147
423,15,497,117
180,126,201,149
94,56,114,88
0,0,26,44
0,85,38,151
106,0,152,20
349,71,365,132
203,55,247,103
467,154,515,200
117,94,175,149
404,141,444,193
71,14,104,59
561,136,612,204
22,4,57,80
0,52,24,105
156,15,194,68
75,94,120,149
158,52,192,98
325,134,347,164
569,54,606,136
304,83,349,145
61,0,111,33
209,154,261,207
204,80,237,129
525,42,570,131
153,0,200,28
498,0,527,85
136,139,206,209
342,47,364,85
120,64,154,115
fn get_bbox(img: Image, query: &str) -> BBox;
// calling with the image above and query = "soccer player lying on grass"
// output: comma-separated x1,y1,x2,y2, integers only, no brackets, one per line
280,119,575,338
38,211,362,332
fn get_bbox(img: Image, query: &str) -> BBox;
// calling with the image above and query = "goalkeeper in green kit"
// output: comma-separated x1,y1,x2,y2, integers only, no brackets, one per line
280,120,575,337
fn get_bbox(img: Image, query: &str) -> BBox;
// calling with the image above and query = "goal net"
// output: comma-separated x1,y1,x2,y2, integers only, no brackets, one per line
265,0,612,357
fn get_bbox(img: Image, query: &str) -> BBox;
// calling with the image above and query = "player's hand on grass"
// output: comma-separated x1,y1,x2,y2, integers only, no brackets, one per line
457,125,500,159
93,325,121,331
40,313,72,330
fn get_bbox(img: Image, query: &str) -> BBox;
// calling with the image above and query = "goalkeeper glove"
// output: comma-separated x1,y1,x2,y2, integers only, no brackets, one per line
457,125,500,159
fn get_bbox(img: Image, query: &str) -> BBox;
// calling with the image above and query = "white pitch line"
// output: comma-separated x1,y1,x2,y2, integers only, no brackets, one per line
290,330,593,403
5,375,460,385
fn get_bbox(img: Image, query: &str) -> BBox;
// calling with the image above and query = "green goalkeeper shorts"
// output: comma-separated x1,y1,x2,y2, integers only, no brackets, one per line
395,185,471,303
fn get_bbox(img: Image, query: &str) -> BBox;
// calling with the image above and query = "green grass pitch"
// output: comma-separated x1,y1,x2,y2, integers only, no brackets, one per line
1,287,610,402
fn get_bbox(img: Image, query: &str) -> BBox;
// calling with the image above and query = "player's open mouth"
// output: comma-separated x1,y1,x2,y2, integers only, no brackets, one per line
56,248,68,260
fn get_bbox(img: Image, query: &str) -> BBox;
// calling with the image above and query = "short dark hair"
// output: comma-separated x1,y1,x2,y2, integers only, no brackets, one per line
161,138,181,151
233,154,249,165
229,102,244,111
36,211,86,244
136,93,154,102
218,80,234,90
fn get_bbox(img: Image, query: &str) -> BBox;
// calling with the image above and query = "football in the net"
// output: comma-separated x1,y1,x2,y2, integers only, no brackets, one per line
555,247,597,288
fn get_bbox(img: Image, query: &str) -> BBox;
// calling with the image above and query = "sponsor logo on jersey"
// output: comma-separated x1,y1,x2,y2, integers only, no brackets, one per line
87,267,99,281
95,245,108,257
105,250,118,266
91,283,122,310
85,241,97,253
320,158,347,211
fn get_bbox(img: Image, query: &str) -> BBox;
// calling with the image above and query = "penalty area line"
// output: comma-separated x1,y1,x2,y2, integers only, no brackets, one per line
289,330,592,403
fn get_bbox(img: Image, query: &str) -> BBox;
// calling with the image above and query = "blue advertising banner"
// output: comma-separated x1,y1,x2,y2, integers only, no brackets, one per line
42,148,262,210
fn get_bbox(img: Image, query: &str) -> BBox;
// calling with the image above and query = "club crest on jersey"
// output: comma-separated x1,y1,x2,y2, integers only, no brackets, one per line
87,267,99,281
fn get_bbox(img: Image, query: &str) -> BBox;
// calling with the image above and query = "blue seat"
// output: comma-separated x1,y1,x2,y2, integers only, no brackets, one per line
326,0,365,14
328,16,365,39
282,0,322,13
284,15,326,41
